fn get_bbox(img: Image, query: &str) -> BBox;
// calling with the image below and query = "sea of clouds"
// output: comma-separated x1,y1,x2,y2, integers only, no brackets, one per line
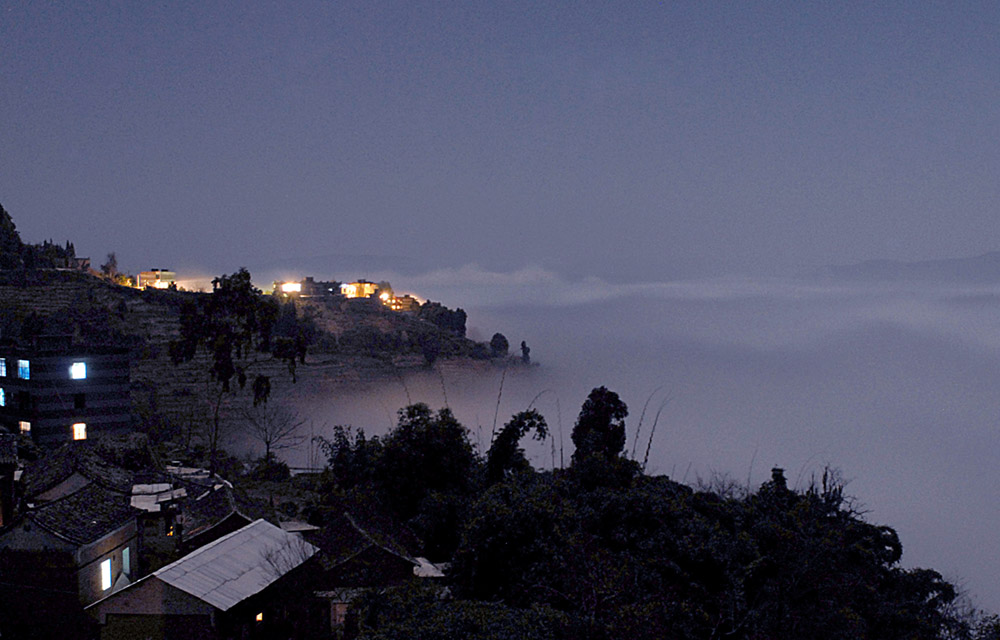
244,263,1000,612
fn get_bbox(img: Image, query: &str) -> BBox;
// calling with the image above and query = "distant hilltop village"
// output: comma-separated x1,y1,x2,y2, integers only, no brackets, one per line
128,271,423,314
273,277,420,312
46,255,422,317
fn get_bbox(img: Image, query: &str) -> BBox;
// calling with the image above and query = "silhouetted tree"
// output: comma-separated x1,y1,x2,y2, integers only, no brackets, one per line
419,301,467,336
0,202,24,270
490,332,509,358
571,386,628,464
169,268,290,474
241,403,305,461
485,409,547,485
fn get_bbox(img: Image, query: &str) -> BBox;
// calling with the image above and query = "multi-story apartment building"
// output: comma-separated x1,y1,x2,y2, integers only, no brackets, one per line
0,339,131,445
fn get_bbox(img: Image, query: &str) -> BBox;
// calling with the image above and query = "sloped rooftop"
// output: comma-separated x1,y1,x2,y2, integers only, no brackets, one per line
22,434,157,498
154,519,318,611
32,482,137,545
310,511,415,571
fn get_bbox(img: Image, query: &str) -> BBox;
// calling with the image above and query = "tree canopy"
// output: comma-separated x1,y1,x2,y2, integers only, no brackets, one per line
309,387,980,640
0,202,24,270
570,386,628,464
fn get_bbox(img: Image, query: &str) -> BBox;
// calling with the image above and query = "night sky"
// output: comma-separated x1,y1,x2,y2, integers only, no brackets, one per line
3,2,999,280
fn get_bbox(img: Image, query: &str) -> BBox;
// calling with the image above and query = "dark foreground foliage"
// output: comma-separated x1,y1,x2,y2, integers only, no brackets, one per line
314,388,986,640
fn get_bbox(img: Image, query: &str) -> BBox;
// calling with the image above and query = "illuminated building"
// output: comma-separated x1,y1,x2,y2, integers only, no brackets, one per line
388,295,420,312
137,269,177,289
273,277,341,298
0,337,131,445
340,280,380,299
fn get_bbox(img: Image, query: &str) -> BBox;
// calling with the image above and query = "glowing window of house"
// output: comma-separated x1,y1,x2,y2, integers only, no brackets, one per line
17,360,29,380
0,359,6,377
280,282,301,293
100,558,112,591
0,388,4,407
72,423,87,441
123,547,130,576
70,362,87,379
256,612,263,622
19,421,30,435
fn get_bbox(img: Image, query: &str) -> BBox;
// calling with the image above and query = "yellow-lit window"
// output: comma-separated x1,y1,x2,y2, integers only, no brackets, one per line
256,612,263,622
72,423,87,440
19,421,30,435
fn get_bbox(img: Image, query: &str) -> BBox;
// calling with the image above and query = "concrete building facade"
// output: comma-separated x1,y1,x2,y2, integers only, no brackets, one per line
0,342,131,445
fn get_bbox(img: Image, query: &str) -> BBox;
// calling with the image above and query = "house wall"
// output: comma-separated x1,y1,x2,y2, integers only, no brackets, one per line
0,524,85,638
91,578,216,622
102,613,214,640
92,579,216,640
77,521,138,605
0,517,77,553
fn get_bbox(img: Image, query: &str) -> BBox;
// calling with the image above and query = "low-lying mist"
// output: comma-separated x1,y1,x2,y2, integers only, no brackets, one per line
241,264,1000,611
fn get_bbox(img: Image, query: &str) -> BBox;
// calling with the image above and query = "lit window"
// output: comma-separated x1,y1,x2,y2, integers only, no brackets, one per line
72,423,87,440
256,612,263,622
19,421,30,435
100,558,112,590
123,547,130,576
0,388,4,407
70,362,87,379
0,359,6,377
17,360,29,380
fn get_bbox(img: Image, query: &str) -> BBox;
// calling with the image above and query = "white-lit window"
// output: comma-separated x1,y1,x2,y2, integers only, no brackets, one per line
72,423,87,441
70,362,87,380
0,388,4,407
17,360,29,380
100,558,112,591
19,421,30,435
123,547,130,576
0,359,6,377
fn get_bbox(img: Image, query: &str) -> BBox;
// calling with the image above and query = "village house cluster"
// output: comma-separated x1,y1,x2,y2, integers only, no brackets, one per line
0,259,451,637
0,432,445,639
0,333,446,638
273,276,421,312
125,267,423,314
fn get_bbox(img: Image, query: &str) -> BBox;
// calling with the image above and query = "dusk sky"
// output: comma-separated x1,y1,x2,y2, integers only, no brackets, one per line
3,2,1000,280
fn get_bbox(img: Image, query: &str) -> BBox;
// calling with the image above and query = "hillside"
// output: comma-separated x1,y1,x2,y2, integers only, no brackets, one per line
0,269,509,446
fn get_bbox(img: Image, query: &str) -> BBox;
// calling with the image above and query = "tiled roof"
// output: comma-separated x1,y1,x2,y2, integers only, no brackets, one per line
311,512,415,570
32,482,137,545
22,436,154,497
154,519,318,611
179,482,243,539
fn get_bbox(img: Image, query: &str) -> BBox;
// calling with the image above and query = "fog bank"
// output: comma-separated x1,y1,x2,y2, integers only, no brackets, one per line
251,267,1000,611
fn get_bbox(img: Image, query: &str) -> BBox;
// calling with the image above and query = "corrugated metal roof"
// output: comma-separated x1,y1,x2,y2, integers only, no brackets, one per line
154,519,318,611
